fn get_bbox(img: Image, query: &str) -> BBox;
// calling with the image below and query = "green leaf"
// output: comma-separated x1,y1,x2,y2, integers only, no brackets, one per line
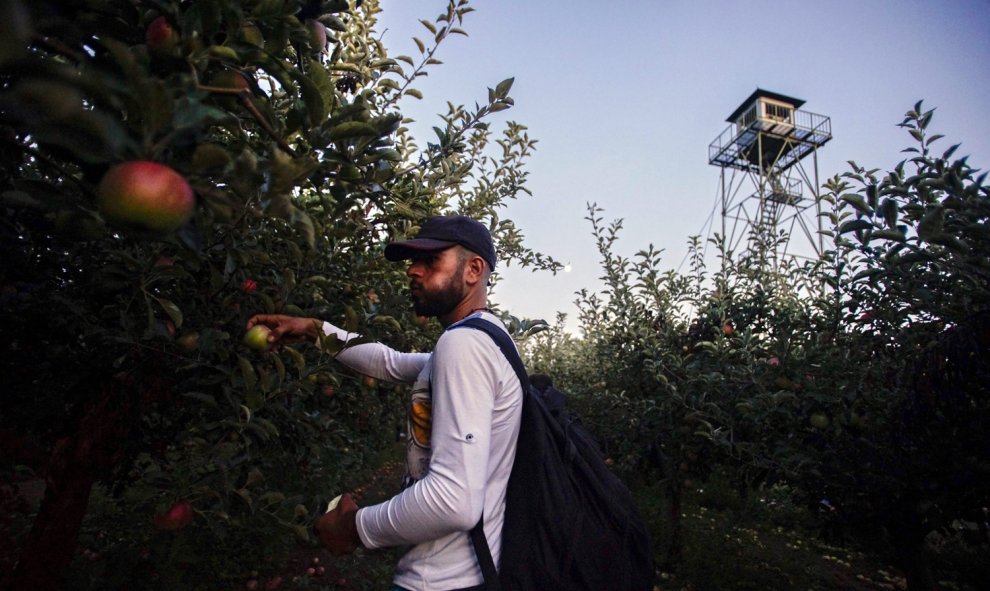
324,14,347,32
917,206,944,242
289,523,310,543
295,75,325,127
851,267,883,281
840,194,873,216
838,219,873,234
207,45,240,61
153,297,183,329
878,198,899,228
273,352,286,383
419,19,437,35
283,346,307,375
291,207,316,249
181,392,218,407
303,59,334,122
494,78,514,99
404,88,423,100
9,79,129,163
172,96,233,132
1,190,42,208
962,222,990,240
238,355,257,391
328,121,379,140
869,228,906,242
376,78,400,91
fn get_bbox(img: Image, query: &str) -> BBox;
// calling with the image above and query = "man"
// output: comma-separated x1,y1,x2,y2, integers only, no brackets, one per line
247,215,523,591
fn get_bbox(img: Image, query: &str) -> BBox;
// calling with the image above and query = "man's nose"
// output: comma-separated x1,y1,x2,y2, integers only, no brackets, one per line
407,262,423,277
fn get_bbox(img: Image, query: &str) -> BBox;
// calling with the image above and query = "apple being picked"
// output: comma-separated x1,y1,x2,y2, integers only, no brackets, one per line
97,161,195,234
244,324,272,351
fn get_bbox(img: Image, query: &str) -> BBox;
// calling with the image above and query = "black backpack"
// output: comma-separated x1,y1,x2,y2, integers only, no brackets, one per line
455,317,655,591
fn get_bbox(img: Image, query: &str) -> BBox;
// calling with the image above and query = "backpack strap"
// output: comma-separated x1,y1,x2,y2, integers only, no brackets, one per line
469,519,500,591
457,317,530,389
454,317,527,591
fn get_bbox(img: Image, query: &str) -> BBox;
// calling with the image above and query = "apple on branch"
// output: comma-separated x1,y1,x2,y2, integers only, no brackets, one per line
146,16,180,56
153,499,193,531
96,161,195,234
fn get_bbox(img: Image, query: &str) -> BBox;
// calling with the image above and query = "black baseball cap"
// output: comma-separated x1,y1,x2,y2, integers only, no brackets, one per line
385,215,497,271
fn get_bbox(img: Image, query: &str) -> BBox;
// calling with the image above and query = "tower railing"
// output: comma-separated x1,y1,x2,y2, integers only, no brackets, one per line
708,109,832,170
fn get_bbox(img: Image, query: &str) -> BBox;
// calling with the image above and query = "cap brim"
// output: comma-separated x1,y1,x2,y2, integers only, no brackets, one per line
384,238,456,261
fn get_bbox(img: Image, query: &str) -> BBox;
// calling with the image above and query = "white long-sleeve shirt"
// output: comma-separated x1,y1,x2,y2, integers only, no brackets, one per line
322,311,522,591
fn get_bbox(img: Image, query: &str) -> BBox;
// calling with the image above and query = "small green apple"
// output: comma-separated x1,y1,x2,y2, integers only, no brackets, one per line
810,413,830,430
244,324,271,351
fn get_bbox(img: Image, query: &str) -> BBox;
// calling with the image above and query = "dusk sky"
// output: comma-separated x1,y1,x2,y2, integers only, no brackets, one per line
377,0,990,332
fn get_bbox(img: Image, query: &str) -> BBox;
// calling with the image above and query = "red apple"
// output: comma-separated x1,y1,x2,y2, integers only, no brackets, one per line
153,499,193,531
177,332,200,352
306,19,327,52
768,356,780,367
241,279,258,293
154,255,175,268
722,322,734,336
97,161,195,234
146,16,180,56
263,577,283,590
362,375,378,389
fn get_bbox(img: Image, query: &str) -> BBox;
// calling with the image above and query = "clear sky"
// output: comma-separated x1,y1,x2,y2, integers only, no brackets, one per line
377,0,990,332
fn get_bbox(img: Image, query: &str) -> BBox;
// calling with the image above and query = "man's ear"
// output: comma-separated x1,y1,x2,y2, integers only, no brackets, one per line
464,255,487,285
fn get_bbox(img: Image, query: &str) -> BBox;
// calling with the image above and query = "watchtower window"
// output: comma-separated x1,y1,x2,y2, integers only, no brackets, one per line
737,104,757,131
764,102,792,124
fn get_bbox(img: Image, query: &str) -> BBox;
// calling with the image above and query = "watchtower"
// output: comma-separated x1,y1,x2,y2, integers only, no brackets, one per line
708,89,832,266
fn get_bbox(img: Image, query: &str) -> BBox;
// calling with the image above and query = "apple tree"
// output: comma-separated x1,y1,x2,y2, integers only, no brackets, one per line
0,0,554,589
549,203,809,568
770,104,990,591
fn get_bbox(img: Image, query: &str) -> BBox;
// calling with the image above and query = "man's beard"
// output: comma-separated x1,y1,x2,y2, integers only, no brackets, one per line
410,265,466,317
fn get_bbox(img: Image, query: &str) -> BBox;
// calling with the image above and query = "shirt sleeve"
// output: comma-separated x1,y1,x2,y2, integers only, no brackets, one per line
320,321,429,384
355,328,500,547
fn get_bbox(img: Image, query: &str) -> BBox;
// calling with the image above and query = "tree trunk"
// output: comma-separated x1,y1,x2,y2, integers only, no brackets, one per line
662,479,683,570
890,513,937,591
10,377,130,591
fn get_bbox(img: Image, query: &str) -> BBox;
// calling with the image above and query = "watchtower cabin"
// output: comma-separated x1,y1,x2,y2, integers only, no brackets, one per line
707,89,833,263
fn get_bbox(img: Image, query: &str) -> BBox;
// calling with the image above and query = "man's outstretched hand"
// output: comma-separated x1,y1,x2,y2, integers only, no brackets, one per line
314,493,364,556
246,314,321,347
